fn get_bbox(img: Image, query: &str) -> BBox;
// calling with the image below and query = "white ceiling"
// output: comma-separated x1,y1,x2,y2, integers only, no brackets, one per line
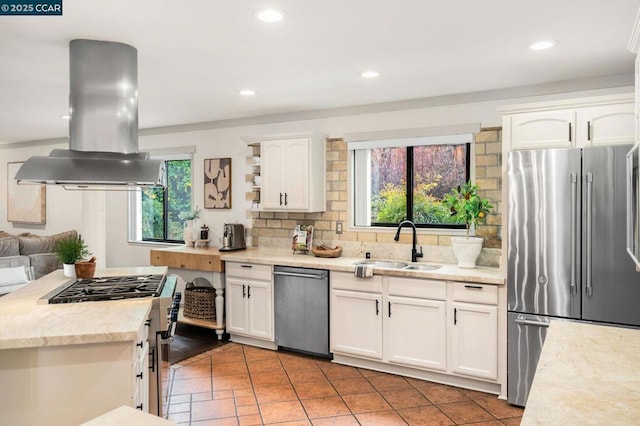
1,0,639,144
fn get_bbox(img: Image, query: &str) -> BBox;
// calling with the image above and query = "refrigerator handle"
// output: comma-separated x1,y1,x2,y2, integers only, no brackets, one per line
515,316,550,328
586,172,593,297
570,173,578,294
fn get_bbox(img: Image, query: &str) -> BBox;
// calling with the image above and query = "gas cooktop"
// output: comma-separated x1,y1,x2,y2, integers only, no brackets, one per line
48,274,166,304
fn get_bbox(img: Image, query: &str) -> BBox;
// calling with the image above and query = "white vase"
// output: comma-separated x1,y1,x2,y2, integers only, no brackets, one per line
63,263,76,278
451,236,484,268
183,220,197,247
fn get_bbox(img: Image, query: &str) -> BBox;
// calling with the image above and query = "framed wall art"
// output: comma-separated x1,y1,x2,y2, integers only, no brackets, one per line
204,158,232,209
7,161,46,224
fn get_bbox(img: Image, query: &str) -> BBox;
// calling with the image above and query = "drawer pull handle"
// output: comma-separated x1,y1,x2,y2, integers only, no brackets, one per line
136,341,143,348
248,286,251,299
464,285,483,290
242,284,246,298
136,404,143,410
137,372,143,379
240,265,253,269
454,307,457,325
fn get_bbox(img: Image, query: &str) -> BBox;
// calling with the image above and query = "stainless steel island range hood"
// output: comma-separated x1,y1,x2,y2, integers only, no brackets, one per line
15,39,163,188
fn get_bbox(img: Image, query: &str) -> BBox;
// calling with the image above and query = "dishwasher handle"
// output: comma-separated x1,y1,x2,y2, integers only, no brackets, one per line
273,271,327,280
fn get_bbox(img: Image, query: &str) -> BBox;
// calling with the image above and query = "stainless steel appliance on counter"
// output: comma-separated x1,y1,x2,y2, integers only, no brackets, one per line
42,274,181,417
274,266,331,357
507,146,640,407
220,223,246,251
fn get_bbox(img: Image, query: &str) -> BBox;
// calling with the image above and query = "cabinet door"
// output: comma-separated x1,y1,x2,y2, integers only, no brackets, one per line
385,295,446,371
261,140,286,209
247,280,273,340
330,289,383,359
510,109,575,150
226,278,248,335
282,138,310,210
577,103,635,146
450,302,498,381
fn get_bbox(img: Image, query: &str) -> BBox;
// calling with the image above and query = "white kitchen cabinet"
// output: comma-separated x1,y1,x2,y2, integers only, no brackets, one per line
331,288,383,359
246,132,326,212
509,109,575,150
225,262,274,343
385,294,447,371
502,94,634,150
449,283,498,381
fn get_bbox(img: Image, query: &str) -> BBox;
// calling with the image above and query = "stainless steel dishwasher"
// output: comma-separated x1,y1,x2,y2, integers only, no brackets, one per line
273,265,331,358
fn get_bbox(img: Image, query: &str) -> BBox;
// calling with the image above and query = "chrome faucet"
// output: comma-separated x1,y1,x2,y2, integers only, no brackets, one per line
394,220,424,263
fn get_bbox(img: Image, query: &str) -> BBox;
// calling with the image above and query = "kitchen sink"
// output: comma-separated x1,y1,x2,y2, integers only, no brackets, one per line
354,260,441,271
402,264,440,271
355,260,408,269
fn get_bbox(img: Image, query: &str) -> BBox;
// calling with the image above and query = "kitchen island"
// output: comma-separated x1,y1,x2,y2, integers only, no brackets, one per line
0,266,166,426
522,321,640,425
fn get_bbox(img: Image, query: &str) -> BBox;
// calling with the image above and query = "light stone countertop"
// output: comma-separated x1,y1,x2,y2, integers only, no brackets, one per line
522,321,640,425
0,266,167,350
220,248,504,285
81,406,176,426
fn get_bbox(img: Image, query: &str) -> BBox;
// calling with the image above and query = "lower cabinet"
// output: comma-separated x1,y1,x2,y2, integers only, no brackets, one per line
226,262,274,342
330,272,500,387
450,302,498,380
331,289,383,359
386,295,447,371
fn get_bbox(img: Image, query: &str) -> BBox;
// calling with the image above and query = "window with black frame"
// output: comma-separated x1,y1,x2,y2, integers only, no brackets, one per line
350,130,474,229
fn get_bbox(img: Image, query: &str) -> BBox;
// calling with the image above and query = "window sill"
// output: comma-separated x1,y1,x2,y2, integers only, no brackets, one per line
348,226,469,237
127,240,184,248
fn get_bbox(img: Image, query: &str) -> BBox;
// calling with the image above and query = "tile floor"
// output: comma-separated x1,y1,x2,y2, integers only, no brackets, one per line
166,343,523,425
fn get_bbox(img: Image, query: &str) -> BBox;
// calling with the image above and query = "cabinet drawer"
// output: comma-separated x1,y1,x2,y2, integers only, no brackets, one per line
388,277,446,300
331,271,383,293
451,282,498,305
226,262,272,281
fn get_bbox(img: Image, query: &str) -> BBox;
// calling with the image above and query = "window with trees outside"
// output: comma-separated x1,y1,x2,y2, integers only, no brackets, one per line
351,133,472,229
129,153,193,243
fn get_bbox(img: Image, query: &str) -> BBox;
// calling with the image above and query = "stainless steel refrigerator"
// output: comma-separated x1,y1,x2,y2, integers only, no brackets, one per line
507,145,640,406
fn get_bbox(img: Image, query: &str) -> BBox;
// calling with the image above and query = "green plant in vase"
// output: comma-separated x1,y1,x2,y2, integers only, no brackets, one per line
443,181,493,238
53,236,91,277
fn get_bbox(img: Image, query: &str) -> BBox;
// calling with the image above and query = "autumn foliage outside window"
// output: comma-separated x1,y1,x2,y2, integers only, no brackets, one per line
368,143,469,227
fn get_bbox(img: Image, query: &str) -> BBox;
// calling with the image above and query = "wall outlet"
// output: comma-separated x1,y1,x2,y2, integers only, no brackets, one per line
336,221,343,234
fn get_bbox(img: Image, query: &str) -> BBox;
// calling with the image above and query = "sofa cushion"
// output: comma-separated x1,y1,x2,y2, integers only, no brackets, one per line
0,255,30,269
28,253,62,280
0,236,20,257
0,231,14,238
18,230,77,256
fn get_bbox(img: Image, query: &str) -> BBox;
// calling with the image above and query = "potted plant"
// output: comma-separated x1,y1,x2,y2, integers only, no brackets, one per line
443,181,493,268
179,206,201,247
53,235,91,277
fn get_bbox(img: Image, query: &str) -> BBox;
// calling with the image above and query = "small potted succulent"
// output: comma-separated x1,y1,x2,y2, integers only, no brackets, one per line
53,235,91,277
442,181,493,268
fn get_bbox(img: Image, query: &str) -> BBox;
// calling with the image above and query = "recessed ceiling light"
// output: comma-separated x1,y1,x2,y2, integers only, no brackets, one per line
240,89,256,96
361,70,379,79
256,9,285,23
530,40,556,50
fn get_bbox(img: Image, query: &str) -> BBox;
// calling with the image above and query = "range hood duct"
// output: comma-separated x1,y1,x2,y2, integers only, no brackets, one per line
15,39,163,188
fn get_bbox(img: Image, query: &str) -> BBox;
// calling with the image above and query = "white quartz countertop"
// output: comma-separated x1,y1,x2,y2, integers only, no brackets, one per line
0,267,167,350
220,248,504,285
81,406,176,426
522,321,640,425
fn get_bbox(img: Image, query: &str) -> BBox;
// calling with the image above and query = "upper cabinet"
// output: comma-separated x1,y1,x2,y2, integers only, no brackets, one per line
244,133,326,212
501,94,634,150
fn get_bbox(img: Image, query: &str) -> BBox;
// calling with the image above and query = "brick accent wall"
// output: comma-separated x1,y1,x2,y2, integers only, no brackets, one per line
249,128,502,265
